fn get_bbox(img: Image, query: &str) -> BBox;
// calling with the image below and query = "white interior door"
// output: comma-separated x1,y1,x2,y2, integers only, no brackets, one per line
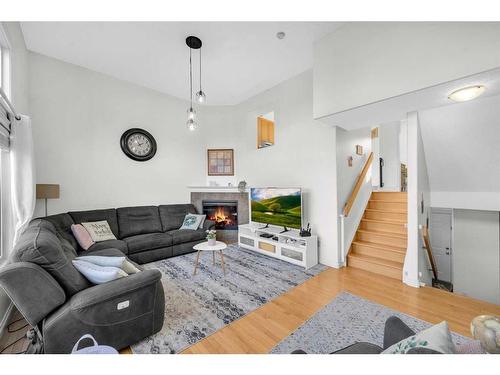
429,209,452,282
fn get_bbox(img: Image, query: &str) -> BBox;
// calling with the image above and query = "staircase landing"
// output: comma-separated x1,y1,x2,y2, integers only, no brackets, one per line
347,191,407,280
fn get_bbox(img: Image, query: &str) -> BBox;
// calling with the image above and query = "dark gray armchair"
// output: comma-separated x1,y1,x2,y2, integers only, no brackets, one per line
292,316,440,354
0,219,165,353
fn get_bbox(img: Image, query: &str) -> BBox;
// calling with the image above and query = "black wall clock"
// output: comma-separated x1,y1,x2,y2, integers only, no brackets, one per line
120,128,157,161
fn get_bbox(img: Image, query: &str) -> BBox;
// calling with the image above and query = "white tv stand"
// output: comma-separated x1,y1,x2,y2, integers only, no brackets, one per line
238,224,318,269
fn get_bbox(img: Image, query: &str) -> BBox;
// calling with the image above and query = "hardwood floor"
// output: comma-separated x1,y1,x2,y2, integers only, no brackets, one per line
4,266,500,354
181,266,500,354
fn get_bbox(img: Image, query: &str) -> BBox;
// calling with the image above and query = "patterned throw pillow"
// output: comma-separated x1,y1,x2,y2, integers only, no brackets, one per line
82,221,117,242
179,214,204,230
382,321,456,354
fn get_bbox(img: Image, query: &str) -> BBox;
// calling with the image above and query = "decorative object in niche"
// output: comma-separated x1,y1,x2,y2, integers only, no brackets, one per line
348,156,353,167
356,145,363,155
207,149,234,176
120,128,157,162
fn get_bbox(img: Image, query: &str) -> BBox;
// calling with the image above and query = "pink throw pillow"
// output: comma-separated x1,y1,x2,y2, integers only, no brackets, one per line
71,224,95,250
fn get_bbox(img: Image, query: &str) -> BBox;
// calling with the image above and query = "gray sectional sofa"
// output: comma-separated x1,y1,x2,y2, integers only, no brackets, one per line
0,204,214,353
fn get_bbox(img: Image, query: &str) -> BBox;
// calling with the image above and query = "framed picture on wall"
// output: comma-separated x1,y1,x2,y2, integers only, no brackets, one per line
207,149,234,176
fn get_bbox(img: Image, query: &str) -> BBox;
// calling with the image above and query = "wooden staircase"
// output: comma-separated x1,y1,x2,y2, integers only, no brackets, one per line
347,191,407,280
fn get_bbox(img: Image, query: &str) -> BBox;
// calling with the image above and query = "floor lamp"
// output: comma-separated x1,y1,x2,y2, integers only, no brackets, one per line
36,184,60,217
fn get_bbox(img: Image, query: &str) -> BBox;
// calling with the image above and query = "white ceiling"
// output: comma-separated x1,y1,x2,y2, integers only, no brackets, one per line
20,22,342,105
419,93,500,193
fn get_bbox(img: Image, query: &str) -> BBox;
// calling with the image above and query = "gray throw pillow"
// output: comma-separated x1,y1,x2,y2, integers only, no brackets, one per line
179,214,204,230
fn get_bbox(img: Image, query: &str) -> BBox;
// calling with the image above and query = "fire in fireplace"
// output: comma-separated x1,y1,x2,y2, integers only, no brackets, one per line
202,200,238,230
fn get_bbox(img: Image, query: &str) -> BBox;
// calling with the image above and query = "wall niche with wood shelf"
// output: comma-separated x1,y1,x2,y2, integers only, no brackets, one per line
257,111,275,149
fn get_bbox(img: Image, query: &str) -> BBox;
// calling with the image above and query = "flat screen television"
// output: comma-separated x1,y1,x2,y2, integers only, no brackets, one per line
250,187,302,230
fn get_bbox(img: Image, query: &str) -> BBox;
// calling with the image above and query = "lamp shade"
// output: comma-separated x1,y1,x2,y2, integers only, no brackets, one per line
36,184,60,199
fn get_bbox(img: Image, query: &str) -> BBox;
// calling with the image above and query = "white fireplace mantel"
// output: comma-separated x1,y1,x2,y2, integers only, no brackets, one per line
188,185,248,193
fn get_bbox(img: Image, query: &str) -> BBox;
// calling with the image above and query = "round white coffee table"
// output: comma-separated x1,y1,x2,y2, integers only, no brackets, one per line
193,241,228,275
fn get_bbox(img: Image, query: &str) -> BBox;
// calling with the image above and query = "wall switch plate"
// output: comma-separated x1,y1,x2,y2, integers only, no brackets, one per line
117,300,130,310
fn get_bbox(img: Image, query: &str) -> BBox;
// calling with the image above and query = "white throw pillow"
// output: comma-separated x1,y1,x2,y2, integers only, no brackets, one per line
82,221,117,242
198,215,207,229
72,260,127,284
382,321,456,354
75,255,141,274
179,214,204,230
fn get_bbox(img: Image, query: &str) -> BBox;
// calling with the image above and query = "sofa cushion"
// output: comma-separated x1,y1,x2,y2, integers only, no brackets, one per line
167,229,206,245
124,232,173,254
12,219,91,296
159,204,198,231
117,206,162,238
87,239,128,254
44,214,78,250
69,209,119,238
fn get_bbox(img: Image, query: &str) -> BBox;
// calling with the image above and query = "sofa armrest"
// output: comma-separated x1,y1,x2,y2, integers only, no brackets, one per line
0,262,66,327
203,220,216,231
43,268,165,353
70,269,161,310
383,316,416,349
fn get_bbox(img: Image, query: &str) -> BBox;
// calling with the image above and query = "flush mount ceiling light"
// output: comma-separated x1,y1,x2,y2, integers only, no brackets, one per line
448,85,486,102
185,36,205,131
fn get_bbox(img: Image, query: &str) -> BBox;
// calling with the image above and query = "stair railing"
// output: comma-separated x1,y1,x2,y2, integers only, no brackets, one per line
340,152,374,265
343,152,374,217
421,225,438,280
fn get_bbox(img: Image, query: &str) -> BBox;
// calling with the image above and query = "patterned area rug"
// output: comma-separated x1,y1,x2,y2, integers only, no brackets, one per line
271,292,475,353
131,245,326,354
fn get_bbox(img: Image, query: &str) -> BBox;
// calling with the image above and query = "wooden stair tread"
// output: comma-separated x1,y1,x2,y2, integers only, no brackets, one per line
369,199,407,203
357,229,407,239
352,240,406,253
348,253,403,269
361,218,407,225
365,208,407,214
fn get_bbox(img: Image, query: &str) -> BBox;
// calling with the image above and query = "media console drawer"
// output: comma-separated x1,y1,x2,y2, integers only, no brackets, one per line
281,247,303,262
258,241,276,253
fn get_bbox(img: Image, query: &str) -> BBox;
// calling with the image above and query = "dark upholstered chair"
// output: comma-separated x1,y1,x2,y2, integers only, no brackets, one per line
292,316,441,354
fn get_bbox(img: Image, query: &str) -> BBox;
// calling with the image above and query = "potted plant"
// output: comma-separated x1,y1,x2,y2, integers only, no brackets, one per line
206,229,217,246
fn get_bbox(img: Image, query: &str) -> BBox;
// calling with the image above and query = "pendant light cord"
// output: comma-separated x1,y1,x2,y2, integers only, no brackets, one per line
199,48,202,92
189,47,193,107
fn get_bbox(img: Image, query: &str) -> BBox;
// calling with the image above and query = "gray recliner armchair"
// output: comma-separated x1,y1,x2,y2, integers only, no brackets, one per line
0,219,165,353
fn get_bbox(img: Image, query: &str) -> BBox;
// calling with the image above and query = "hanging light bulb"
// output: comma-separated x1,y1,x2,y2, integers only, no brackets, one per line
186,118,198,131
196,46,206,104
196,90,206,104
187,107,196,120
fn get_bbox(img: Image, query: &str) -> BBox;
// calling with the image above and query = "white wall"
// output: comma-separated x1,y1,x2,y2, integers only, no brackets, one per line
378,121,400,191
231,71,339,267
405,112,431,287
29,52,214,217
453,209,500,304
314,22,500,119
336,127,372,260
419,94,500,211
416,120,432,287
28,53,339,267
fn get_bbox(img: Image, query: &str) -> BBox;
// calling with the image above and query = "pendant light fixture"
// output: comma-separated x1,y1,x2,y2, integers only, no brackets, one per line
196,47,207,104
185,36,204,131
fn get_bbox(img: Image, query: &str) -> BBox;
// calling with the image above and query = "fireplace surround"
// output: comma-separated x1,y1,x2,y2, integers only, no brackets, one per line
202,200,238,230
191,190,249,243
